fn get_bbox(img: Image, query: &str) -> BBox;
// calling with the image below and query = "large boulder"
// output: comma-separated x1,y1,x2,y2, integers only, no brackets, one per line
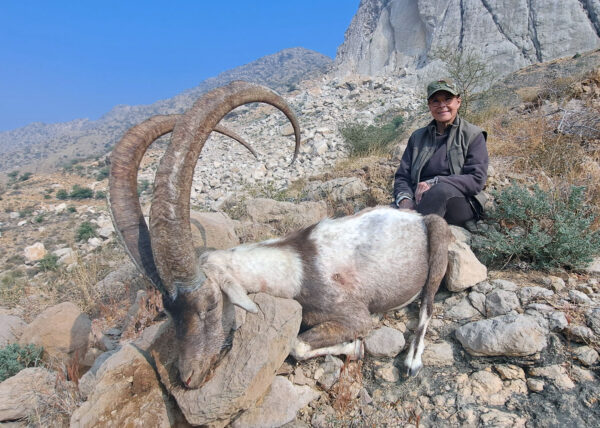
304,177,368,202
455,314,548,357
445,240,487,292
243,198,327,230
152,293,302,426
19,302,91,365
0,314,27,346
0,368,76,423
70,344,187,427
232,376,319,428
190,210,240,251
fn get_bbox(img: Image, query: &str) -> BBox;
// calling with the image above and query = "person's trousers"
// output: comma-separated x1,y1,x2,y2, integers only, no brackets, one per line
416,182,476,226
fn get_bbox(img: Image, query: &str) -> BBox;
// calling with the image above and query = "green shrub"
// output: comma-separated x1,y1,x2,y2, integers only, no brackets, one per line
137,179,150,195
94,190,106,200
75,221,97,242
339,115,404,157
67,206,77,213
69,185,94,200
95,167,109,181
472,184,600,270
56,189,69,200
0,344,44,382
7,171,18,181
34,214,44,223
18,172,33,182
39,253,59,271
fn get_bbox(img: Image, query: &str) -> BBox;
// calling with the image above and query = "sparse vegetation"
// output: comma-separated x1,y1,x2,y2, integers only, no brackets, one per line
56,189,69,200
473,184,600,270
69,184,94,200
94,190,106,200
137,179,150,195
39,253,59,271
0,344,44,382
339,115,404,157
431,43,494,116
75,221,97,242
95,167,109,181
18,172,33,182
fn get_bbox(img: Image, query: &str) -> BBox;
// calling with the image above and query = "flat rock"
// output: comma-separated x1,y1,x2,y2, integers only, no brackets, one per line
445,241,487,292
486,290,520,317
0,315,26,346
19,302,90,364
232,376,319,428
569,290,592,305
455,314,548,356
23,242,46,262
190,210,240,251
152,293,302,427
517,286,554,305
446,297,481,320
315,355,344,390
586,308,600,335
528,365,575,390
364,326,405,357
572,346,599,366
375,362,400,383
422,341,455,367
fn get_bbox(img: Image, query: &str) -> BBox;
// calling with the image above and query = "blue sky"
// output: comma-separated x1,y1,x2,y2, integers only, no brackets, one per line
0,1,358,131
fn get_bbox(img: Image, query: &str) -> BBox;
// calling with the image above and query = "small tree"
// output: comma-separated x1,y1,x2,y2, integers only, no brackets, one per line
431,44,495,115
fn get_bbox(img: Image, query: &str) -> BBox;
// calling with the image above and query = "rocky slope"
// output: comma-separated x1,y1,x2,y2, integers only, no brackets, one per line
334,0,600,80
0,48,332,176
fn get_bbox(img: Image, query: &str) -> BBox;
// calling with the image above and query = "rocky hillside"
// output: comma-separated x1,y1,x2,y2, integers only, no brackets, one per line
334,0,600,79
0,48,332,176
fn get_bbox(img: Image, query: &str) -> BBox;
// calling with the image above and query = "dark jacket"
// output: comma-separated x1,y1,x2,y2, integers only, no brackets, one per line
393,116,488,212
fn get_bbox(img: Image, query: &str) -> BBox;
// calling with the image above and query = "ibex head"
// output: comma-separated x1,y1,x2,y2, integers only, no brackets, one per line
109,81,301,388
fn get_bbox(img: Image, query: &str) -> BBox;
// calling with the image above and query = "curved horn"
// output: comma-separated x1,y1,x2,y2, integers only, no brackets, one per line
149,81,301,293
108,114,178,295
214,125,258,159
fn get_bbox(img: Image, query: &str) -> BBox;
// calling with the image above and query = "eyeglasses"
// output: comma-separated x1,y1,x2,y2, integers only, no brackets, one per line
428,97,458,107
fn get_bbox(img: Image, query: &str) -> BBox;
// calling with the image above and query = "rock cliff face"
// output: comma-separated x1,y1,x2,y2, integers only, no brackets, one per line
334,0,600,78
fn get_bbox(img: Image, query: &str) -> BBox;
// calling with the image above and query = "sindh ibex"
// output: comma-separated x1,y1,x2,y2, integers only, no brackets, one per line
109,81,451,388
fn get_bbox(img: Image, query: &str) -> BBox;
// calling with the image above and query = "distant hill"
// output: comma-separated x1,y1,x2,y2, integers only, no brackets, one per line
0,47,332,175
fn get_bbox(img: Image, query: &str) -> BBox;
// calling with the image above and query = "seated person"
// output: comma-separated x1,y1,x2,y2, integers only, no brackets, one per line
393,79,488,228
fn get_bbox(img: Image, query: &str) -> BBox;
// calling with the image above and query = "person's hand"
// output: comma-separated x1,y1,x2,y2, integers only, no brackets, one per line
398,198,416,210
415,181,431,204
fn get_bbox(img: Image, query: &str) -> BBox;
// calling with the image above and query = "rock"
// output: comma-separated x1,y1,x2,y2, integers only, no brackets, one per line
570,366,596,383
565,325,596,343
517,286,554,305
315,355,344,390
422,341,454,367
543,275,566,292
0,368,75,422
479,409,527,427
292,366,314,386
495,364,525,380
152,293,302,426
584,256,600,274
232,376,319,428
305,177,367,202
446,297,481,320
569,290,592,305
485,290,521,317
375,362,400,383
449,225,471,245
190,210,240,250
490,279,519,292
23,242,46,262
455,314,548,357
527,378,545,392
548,311,568,331
94,262,138,299
528,365,575,389
572,346,599,366
470,370,504,405
243,198,327,230
0,314,26,346
53,247,77,265
97,225,114,239
19,302,91,365
468,291,486,314
364,326,405,357
445,241,487,292
70,344,185,427
78,350,117,399
586,308,600,335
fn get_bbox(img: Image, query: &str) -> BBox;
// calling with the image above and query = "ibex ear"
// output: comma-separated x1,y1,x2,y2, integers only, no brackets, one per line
221,281,259,313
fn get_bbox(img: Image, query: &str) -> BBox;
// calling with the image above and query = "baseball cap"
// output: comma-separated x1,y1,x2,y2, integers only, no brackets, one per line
426,80,459,99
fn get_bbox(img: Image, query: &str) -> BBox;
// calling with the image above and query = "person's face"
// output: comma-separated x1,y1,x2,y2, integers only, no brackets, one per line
428,91,461,125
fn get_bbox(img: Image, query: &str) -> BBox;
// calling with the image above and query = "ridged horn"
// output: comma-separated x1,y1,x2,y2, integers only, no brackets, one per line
109,114,259,298
108,114,178,295
149,81,301,293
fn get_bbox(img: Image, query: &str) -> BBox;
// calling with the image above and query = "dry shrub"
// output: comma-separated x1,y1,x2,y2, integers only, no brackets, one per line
331,359,363,413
